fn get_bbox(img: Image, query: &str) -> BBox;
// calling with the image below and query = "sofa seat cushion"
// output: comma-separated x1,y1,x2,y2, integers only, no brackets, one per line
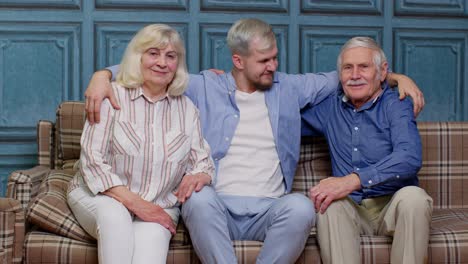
24,231,98,264
428,208,468,263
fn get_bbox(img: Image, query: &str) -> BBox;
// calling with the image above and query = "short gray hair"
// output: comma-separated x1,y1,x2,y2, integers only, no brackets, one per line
337,37,387,76
227,18,276,56
117,24,188,96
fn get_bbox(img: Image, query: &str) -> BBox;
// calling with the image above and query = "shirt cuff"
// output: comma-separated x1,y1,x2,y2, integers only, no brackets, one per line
355,166,378,188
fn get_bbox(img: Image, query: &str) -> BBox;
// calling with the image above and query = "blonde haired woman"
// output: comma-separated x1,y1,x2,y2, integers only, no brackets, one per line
67,24,214,264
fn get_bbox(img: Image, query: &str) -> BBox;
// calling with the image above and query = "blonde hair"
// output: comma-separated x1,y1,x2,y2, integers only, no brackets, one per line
227,18,276,56
117,24,188,96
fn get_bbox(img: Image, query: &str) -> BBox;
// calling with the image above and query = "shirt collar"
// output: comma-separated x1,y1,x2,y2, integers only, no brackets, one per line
340,81,389,111
130,86,172,104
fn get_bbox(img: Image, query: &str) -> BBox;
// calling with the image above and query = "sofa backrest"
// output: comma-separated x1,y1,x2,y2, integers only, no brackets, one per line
39,102,468,209
37,102,86,170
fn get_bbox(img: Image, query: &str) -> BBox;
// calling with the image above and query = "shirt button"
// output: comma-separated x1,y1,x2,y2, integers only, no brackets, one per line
353,148,358,151
228,91,232,95
215,158,219,161
368,180,372,184
356,168,360,171
234,114,238,118
396,175,400,179
353,109,356,112
225,137,229,141
354,127,359,131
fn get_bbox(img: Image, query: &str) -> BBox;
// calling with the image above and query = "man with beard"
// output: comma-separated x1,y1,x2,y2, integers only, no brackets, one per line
84,19,424,263
303,37,432,264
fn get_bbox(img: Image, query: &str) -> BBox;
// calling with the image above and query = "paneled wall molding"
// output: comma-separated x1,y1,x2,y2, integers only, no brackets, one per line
395,30,465,121
301,0,383,15
95,0,188,10
395,0,467,16
0,0,81,9
300,26,383,73
0,23,80,137
201,0,288,12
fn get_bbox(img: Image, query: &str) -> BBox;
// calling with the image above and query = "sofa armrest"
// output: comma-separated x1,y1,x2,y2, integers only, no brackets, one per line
6,166,50,209
0,198,25,264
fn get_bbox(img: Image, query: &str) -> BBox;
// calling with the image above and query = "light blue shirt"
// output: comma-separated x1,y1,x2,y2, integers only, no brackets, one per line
109,66,338,193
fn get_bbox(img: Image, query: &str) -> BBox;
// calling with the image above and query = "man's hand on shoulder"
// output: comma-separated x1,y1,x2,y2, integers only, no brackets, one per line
309,173,361,214
84,69,120,124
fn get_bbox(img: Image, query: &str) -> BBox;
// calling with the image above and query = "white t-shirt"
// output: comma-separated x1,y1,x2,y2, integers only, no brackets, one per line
215,90,285,197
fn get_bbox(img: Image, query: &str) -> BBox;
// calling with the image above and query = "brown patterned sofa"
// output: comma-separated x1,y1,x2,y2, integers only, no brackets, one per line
1,101,468,264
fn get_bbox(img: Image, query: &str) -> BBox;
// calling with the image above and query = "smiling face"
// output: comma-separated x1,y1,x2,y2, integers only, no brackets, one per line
239,37,279,91
339,46,387,108
140,43,178,91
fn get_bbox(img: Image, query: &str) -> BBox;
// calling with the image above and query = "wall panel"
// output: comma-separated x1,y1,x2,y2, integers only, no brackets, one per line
395,0,467,16
95,0,188,10
301,0,383,14
394,30,466,121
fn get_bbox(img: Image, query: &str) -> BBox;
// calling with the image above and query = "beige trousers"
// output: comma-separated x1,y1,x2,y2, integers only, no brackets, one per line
317,186,433,264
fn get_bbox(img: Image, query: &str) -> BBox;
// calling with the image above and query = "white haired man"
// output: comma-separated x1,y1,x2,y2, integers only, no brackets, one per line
302,37,433,264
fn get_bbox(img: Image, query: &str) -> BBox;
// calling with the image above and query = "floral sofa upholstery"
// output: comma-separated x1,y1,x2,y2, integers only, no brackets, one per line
1,101,468,264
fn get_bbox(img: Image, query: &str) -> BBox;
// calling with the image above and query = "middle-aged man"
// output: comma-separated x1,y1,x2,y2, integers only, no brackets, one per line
84,19,424,263
302,37,433,264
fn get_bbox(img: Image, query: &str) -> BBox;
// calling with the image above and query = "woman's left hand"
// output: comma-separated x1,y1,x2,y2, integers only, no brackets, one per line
174,173,211,203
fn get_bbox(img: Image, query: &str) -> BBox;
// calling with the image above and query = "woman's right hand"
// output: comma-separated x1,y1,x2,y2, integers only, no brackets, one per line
84,69,120,124
128,199,176,235
103,186,176,235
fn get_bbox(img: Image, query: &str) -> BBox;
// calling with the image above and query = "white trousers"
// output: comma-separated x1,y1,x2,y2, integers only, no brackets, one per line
68,185,179,264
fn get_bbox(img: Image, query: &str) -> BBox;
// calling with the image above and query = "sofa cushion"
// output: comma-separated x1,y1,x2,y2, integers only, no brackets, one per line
27,170,95,242
417,122,468,209
24,231,98,264
292,137,331,195
55,102,85,169
427,208,468,263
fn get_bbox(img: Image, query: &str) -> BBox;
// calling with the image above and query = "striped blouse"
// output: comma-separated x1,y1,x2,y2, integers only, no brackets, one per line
69,82,214,208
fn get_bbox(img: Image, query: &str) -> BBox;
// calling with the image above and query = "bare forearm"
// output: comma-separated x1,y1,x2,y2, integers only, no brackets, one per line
386,72,400,87
103,186,140,210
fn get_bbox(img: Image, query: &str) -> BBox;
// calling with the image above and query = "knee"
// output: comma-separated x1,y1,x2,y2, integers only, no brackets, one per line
395,186,433,215
279,194,316,227
316,199,348,224
181,186,220,218
96,199,132,227
139,224,171,244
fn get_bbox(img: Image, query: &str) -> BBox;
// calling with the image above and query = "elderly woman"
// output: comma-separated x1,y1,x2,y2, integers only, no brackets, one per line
67,24,214,264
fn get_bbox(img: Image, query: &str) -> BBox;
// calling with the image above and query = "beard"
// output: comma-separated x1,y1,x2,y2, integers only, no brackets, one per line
253,73,274,91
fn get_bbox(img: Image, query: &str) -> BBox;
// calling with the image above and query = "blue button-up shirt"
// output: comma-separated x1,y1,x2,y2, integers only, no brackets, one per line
301,83,422,203
109,66,338,194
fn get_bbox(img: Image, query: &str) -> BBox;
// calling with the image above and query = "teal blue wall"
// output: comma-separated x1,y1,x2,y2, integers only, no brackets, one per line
1,0,467,196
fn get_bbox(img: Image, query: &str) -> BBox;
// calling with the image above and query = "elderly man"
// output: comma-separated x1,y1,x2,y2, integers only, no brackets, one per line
302,37,433,264
84,19,424,263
